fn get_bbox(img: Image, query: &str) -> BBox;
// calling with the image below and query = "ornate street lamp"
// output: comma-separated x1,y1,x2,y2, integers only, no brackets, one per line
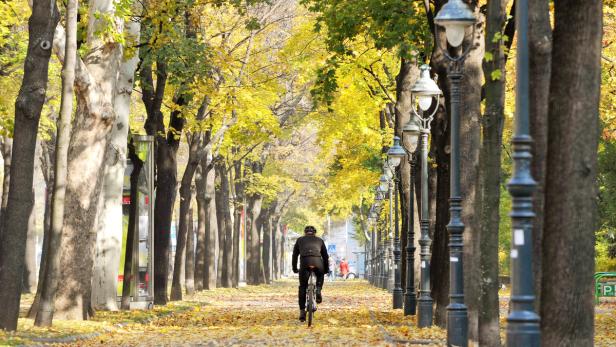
411,64,442,328
401,112,421,316
506,0,540,345
387,137,406,308
434,0,476,345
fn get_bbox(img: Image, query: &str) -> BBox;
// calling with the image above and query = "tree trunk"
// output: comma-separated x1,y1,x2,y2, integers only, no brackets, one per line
459,11,484,344
247,193,263,285
394,59,418,298
170,135,201,300
430,62,451,329
232,160,244,288
0,137,13,235
195,163,207,290
216,159,233,288
272,219,280,280
22,197,37,293
261,207,272,284
216,163,225,287
529,0,551,311
120,141,142,310
0,0,59,330
204,155,218,289
185,207,195,295
151,94,186,305
541,1,601,345
28,140,55,319
477,0,507,344
92,12,140,311
54,6,123,319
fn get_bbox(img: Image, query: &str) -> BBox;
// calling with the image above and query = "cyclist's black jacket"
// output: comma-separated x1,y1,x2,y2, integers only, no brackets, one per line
292,235,330,274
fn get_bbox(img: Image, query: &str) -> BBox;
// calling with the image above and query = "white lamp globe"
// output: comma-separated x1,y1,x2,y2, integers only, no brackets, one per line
418,95,434,111
434,0,476,48
444,22,467,47
388,156,401,168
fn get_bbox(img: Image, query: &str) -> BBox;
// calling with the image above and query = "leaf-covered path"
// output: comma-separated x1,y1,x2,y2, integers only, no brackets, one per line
79,280,446,346
3,280,615,346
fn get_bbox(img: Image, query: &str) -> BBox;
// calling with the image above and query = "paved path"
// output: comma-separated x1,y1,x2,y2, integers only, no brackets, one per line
70,280,446,346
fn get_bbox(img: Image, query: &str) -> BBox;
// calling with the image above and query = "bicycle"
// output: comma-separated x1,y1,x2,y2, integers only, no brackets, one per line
306,265,318,327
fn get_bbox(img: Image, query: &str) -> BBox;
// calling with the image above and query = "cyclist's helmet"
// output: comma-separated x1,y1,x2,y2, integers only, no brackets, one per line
304,225,317,235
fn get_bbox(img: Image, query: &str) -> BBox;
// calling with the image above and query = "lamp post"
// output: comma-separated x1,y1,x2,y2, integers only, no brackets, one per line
367,212,374,284
410,64,442,328
434,1,476,345
506,0,540,345
375,187,384,288
387,137,406,308
387,182,394,293
401,110,420,316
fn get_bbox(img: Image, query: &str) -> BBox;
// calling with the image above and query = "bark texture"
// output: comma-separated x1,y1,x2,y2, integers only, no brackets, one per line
541,1,602,345
204,155,219,289
460,11,485,344
171,133,202,300
0,137,13,235
92,12,141,310
529,0,552,311
0,0,59,330
195,163,207,290
22,191,37,293
476,0,509,345
185,207,195,295
54,0,123,318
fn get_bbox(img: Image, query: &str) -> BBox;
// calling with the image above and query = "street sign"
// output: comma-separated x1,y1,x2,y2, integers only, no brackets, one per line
597,282,616,297
327,244,336,254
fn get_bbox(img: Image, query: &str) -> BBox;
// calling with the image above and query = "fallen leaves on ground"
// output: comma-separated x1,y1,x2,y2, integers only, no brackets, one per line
1,281,614,346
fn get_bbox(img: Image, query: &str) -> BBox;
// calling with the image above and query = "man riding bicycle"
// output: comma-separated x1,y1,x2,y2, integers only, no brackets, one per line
292,226,329,322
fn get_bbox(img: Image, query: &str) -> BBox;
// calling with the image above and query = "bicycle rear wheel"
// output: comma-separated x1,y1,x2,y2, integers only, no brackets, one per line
307,295,313,327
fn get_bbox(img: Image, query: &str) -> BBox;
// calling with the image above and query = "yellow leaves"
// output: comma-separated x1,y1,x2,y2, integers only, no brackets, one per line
6,282,615,346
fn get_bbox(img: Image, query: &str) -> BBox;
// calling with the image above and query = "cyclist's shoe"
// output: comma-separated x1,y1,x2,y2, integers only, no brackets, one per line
316,287,322,304
299,309,306,322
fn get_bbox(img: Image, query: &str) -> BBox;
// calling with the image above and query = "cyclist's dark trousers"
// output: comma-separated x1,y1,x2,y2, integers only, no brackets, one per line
298,260,324,310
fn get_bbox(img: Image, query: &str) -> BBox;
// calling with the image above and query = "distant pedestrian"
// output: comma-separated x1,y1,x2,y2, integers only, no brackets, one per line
339,258,349,279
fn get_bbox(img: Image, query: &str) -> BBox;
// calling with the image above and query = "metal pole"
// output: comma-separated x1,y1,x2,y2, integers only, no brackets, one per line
387,184,395,292
446,56,468,347
506,0,540,344
380,227,386,289
393,176,403,308
404,155,417,315
417,128,434,327
376,227,383,288
372,224,376,285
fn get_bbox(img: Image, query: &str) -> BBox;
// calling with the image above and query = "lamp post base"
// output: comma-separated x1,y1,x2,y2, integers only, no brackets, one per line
417,297,433,328
506,311,540,347
447,302,468,347
393,289,403,309
403,292,416,315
